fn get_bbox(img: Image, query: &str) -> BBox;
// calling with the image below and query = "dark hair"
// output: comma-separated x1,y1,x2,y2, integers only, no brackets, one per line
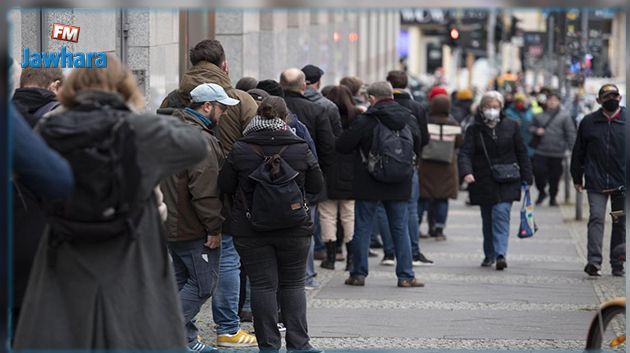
257,96,288,120
256,79,285,97
189,40,225,66
20,67,63,89
386,70,408,89
321,85,335,97
325,85,361,128
236,77,258,91
340,76,363,96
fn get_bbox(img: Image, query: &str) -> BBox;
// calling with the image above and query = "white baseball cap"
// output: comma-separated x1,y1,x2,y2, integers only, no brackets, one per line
190,83,240,106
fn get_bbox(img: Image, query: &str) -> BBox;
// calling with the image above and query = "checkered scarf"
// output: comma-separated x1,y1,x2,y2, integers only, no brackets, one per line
243,115,288,136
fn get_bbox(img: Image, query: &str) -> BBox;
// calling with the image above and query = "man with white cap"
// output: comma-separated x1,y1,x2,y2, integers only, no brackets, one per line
161,83,246,353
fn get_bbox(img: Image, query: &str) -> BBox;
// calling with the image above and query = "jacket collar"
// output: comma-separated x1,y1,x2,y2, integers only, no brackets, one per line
593,107,626,123
284,91,307,100
238,129,305,145
180,61,232,95
175,108,214,134
393,90,412,100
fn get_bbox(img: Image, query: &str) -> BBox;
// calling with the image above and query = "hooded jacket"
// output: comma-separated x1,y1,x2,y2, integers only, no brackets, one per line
458,111,533,206
304,86,343,137
570,107,625,192
336,99,422,201
12,87,59,127
160,108,225,241
176,61,258,153
393,90,429,151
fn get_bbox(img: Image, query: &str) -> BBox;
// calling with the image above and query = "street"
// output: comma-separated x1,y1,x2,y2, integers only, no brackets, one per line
199,188,624,350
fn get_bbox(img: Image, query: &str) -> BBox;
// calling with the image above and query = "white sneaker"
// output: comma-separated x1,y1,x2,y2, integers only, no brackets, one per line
380,256,395,266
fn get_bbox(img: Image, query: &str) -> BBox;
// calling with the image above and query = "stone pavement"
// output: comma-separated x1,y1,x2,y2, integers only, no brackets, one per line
198,187,625,351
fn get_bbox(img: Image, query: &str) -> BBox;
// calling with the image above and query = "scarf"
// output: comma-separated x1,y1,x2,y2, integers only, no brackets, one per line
243,115,288,136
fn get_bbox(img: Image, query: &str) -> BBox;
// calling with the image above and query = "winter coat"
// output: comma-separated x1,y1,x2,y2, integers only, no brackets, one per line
530,106,576,158
325,110,357,200
161,108,225,241
13,91,208,349
505,105,535,157
176,61,258,153
336,99,422,201
218,130,324,238
393,90,429,150
458,112,533,206
419,114,463,200
304,87,343,138
12,87,59,127
570,107,626,192
284,91,336,175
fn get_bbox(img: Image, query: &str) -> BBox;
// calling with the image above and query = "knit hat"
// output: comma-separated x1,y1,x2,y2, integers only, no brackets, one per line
429,95,451,117
514,92,527,103
429,86,448,101
256,79,285,97
247,88,270,103
456,88,473,101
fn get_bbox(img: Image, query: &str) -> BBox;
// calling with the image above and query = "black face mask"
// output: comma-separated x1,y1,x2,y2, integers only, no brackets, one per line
602,99,620,112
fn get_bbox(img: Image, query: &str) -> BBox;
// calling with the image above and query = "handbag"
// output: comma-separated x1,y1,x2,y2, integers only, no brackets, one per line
421,125,455,163
529,109,561,149
517,183,538,238
479,131,521,183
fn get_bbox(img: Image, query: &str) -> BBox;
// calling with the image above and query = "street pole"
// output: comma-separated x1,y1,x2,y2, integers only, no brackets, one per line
544,13,554,86
487,9,496,80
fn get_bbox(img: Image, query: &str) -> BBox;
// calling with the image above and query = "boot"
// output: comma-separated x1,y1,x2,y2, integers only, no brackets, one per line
320,241,336,270
434,227,447,241
345,241,354,272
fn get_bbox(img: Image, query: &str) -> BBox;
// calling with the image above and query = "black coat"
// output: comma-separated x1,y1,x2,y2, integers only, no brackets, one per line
326,111,356,200
284,91,336,174
336,99,422,201
393,91,429,150
12,88,59,127
218,130,324,238
570,107,626,192
458,113,533,206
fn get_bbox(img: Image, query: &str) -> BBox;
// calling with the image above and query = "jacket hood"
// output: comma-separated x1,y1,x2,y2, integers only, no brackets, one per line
238,129,306,146
71,90,130,112
303,87,324,102
180,61,233,95
365,100,411,130
12,87,57,113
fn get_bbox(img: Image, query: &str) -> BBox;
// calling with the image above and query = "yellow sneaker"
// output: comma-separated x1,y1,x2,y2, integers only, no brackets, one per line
216,329,257,348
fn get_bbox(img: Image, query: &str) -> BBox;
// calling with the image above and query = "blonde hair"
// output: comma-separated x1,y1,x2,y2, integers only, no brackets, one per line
59,53,144,110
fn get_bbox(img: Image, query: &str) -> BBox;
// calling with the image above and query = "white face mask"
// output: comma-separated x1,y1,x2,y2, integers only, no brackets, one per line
483,108,501,122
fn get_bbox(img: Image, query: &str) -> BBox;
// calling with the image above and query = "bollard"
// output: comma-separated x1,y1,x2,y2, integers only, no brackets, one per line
564,156,571,204
576,189,583,221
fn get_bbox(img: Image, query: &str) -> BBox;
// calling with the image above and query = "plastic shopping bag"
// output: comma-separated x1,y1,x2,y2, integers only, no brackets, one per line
518,183,538,238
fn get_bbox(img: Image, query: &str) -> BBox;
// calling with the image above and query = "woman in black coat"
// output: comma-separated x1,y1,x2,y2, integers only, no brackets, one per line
218,96,324,353
458,91,533,270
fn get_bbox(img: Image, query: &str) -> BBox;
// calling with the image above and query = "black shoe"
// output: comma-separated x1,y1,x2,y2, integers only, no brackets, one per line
320,241,336,270
381,255,395,266
434,227,447,241
412,253,434,267
612,268,625,277
549,198,559,207
344,275,365,286
584,263,601,277
495,256,507,270
481,257,495,267
536,193,547,206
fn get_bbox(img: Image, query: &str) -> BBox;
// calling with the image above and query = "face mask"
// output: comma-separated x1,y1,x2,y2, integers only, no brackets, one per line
602,99,620,112
515,102,525,110
483,108,501,122
537,94,547,104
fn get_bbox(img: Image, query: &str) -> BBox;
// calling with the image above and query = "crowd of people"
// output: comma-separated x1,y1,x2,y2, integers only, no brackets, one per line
8,38,626,353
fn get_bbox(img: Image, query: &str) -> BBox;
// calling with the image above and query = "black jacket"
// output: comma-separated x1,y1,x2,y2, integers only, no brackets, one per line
393,91,429,150
12,88,59,127
458,112,533,206
336,99,422,201
284,91,336,174
570,107,626,192
218,130,324,238
326,111,356,200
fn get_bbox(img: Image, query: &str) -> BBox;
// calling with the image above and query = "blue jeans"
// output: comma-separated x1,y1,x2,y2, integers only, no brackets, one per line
352,200,414,280
407,171,420,257
211,234,241,335
169,238,220,343
305,206,319,287
480,202,513,259
418,199,449,229
374,203,395,257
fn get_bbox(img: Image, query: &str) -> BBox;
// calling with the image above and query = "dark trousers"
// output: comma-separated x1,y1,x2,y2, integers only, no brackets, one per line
234,236,312,352
533,155,564,200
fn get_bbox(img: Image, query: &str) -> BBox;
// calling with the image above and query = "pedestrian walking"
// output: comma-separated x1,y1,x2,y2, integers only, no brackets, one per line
161,83,246,353
318,85,361,271
13,55,208,350
336,81,424,287
418,95,463,242
218,96,324,353
458,91,533,270
570,84,625,277
529,90,576,206
504,92,535,158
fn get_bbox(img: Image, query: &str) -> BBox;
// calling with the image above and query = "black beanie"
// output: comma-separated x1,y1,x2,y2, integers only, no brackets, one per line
256,79,285,98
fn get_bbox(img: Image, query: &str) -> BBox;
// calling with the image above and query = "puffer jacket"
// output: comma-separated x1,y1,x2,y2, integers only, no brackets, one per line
160,108,225,241
218,130,324,238
304,87,343,138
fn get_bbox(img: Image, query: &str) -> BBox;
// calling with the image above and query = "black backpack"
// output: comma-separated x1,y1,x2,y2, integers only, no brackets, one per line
239,144,310,232
39,107,143,244
362,118,415,183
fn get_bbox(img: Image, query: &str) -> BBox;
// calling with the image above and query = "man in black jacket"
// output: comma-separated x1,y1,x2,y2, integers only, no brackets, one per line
12,67,62,127
571,84,626,277
337,81,424,288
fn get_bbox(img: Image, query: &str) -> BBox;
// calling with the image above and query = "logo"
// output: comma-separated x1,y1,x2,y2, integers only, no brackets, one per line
21,47,107,68
51,23,80,43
